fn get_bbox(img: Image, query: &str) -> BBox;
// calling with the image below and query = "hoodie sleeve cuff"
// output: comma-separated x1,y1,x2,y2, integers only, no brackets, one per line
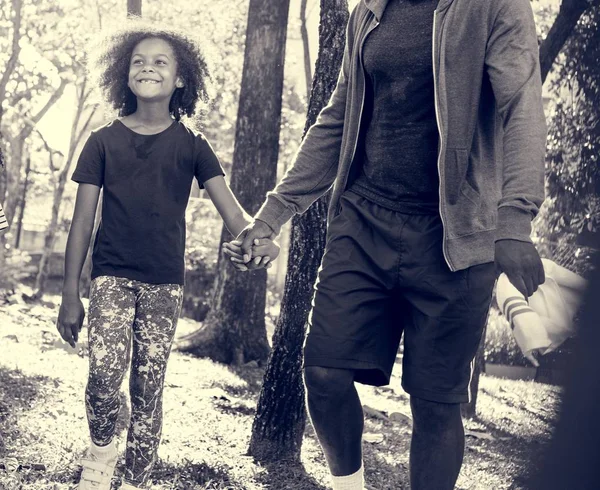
254,194,297,236
496,206,534,243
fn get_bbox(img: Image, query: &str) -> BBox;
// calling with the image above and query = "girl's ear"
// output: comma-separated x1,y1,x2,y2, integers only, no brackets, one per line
175,77,184,88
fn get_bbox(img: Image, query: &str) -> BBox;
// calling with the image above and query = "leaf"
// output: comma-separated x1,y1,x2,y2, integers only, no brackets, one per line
363,433,384,444
363,405,388,421
465,429,495,441
389,411,412,425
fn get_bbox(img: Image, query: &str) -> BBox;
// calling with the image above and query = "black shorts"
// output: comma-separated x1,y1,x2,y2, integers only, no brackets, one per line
304,190,496,403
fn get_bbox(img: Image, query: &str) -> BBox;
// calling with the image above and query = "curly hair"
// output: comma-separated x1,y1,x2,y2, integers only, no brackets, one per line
89,20,212,121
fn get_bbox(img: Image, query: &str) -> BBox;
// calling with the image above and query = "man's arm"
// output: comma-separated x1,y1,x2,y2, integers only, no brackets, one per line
485,0,547,238
235,7,359,266
485,0,547,296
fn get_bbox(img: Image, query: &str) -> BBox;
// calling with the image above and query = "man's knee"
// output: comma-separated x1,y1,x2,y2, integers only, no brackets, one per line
410,396,462,431
304,366,355,401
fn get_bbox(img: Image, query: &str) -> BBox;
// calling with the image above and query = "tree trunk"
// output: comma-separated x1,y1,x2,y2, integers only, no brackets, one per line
13,155,31,249
300,0,312,100
248,0,349,463
31,83,97,301
4,138,25,227
178,0,291,365
462,323,487,419
127,0,142,17
32,159,67,299
539,0,598,84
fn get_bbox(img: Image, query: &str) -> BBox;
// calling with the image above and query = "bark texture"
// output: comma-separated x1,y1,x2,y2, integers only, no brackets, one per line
178,0,291,365
248,0,349,463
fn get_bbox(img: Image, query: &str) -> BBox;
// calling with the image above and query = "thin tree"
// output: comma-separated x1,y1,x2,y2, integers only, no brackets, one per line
178,0,292,364
300,0,313,100
31,78,98,300
248,0,349,462
127,0,141,17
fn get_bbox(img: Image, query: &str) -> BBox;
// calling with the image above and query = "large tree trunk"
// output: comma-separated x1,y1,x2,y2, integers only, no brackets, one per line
178,0,291,365
248,0,349,463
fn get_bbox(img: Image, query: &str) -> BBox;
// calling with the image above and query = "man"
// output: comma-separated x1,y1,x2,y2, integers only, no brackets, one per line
229,0,546,488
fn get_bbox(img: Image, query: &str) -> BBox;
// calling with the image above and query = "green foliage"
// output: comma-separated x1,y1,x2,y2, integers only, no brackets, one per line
538,4,600,271
484,307,531,367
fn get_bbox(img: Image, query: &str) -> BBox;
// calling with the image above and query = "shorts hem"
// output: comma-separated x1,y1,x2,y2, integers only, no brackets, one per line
303,356,392,387
402,382,468,404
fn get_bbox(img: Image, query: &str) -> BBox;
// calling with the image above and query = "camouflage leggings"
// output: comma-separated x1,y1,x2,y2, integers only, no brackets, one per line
86,275,183,487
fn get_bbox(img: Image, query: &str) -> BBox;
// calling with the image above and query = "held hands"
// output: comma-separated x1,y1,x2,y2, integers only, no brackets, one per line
223,220,279,272
223,238,280,271
56,293,85,348
495,239,545,298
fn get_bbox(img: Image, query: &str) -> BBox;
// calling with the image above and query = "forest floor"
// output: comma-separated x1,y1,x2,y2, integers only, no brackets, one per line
0,291,562,490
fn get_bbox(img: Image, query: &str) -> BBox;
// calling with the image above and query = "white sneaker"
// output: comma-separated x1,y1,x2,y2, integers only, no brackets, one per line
77,447,118,490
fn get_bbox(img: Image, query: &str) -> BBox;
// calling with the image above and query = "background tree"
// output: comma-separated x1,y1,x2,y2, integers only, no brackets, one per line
248,0,349,463
31,78,98,300
179,0,292,364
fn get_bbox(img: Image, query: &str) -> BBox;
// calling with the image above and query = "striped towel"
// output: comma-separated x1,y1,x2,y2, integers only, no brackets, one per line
0,202,7,232
496,258,585,357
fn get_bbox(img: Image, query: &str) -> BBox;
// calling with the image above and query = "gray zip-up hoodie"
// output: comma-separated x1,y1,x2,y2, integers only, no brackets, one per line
255,0,547,271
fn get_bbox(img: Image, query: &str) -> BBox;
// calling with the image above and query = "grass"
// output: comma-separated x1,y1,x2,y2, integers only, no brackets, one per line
0,293,561,490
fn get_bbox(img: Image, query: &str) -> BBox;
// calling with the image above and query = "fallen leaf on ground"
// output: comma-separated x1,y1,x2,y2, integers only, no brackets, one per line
364,433,384,444
465,429,495,441
389,411,412,425
363,405,389,421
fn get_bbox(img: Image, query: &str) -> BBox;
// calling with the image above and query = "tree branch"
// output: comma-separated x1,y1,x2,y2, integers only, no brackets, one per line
540,0,598,84
0,0,24,125
17,78,69,140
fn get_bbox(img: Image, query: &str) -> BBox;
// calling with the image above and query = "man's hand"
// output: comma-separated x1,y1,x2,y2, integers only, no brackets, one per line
56,294,85,348
495,239,545,298
223,238,278,271
236,220,276,271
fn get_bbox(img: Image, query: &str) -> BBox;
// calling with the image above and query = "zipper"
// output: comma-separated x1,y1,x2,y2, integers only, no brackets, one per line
338,16,380,211
432,10,453,271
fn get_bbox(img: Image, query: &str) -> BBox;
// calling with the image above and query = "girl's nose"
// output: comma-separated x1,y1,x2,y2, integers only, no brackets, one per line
142,66,155,73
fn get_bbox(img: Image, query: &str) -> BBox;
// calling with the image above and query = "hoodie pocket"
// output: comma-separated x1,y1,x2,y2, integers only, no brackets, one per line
444,148,494,238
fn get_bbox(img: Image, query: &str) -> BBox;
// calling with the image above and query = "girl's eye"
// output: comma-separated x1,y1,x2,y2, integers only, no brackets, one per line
132,59,143,65
156,60,167,65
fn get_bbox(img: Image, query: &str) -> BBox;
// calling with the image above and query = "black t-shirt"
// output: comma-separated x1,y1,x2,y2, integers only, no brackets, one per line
351,0,440,214
72,119,224,285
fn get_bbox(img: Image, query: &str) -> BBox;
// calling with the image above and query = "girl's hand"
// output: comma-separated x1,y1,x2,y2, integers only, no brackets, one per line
56,294,85,348
222,239,276,271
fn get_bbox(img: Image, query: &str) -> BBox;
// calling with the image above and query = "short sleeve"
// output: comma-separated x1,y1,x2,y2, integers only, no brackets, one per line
71,131,105,187
194,133,225,189
0,202,8,231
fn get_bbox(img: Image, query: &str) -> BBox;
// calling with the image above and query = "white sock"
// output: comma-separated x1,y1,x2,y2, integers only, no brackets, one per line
90,439,117,461
120,484,142,490
331,464,364,490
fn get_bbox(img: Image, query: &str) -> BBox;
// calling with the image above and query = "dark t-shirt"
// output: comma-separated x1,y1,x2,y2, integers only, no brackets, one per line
351,0,440,214
72,119,224,285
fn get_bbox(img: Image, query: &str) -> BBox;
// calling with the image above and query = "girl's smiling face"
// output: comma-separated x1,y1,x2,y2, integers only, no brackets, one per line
128,37,184,102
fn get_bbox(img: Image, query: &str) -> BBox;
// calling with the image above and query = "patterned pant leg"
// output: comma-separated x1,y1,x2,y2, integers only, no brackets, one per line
123,282,183,487
86,276,136,446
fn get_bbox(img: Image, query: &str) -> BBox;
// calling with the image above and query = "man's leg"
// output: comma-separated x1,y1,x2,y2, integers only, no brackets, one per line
304,191,405,489
409,397,464,490
395,214,497,490
304,366,363,477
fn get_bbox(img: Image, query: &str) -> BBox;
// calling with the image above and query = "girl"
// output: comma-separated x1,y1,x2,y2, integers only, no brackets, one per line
56,22,278,490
